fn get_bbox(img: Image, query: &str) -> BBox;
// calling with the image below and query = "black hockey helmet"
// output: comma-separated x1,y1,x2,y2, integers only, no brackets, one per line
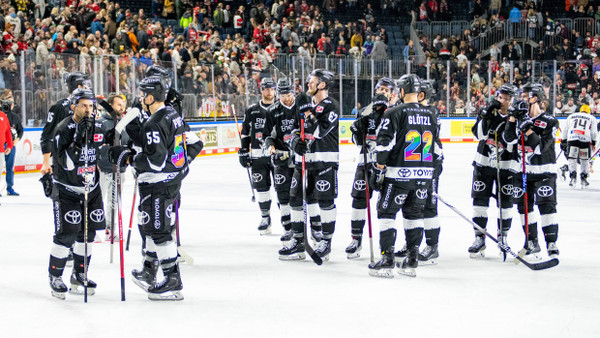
372,93,388,109
309,69,335,89
396,74,421,95
419,80,434,101
497,83,518,97
65,72,91,93
277,78,294,95
260,77,277,90
145,65,172,88
139,76,168,102
70,88,95,105
376,77,395,90
520,82,532,95
528,83,545,101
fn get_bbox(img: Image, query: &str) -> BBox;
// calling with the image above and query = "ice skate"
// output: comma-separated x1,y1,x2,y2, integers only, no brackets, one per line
278,237,306,260
468,235,486,259
314,238,331,262
394,244,408,258
132,260,158,291
523,239,542,261
418,244,439,265
368,251,395,278
310,228,324,247
497,234,508,262
148,266,184,301
258,216,272,235
569,172,577,188
49,275,67,300
397,247,418,277
558,164,569,181
547,242,560,258
280,229,293,242
69,272,97,296
581,173,589,189
345,237,362,259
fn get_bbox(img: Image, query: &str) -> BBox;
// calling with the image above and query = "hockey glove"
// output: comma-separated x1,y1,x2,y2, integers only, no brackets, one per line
238,148,251,167
508,100,528,119
296,92,312,114
293,138,308,155
479,99,501,119
74,116,95,147
303,113,319,129
350,118,366,142
518,118,534,133
39,172,53,198
125,119,144,147
369,165,386,191
108,146,135,166
560,139,568,153
271,150,290,167
104,128,115,145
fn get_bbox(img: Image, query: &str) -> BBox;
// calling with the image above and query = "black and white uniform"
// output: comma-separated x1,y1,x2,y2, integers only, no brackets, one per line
241,101,274,218
41,98,72,155
505,111,560,245
264,100,299,232
349,106,384,239
289,96,340,240
562,112,598,176
48,117,105,278
130,105,197,275
471,108,515,236
423,105,444,247
375,102,437,254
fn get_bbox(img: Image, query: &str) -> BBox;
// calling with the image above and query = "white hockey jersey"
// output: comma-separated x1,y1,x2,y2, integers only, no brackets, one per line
562,113,599,144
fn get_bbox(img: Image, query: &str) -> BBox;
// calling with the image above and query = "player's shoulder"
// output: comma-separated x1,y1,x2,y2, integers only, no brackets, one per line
50,98,70,110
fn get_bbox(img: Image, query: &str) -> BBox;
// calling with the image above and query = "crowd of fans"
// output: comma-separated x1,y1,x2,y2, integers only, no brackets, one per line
0,0,600,118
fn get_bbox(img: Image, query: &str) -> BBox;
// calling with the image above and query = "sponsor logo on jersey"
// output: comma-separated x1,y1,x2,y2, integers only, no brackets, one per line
472,181,486,192
537,185,554,197
316,180,331,192
64,210,82,225
90,209,104,223
171,134,186,168
77,166,96,175
353,180,366,191
316,106,324,113
534,120,547,128
94,134,103,142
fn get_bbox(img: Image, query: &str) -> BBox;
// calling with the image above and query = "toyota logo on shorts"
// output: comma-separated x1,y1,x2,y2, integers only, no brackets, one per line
394,194,407,205
139,211,150,225
274,174,286,185
537,185,554,197
316,180,331,192
166,204,173,219
252,173,263,183
501,184,514,196
512,187,524,198
64,210,82,224
90,209,104,223
291,177,297,189
398,169,411,178
354,180,366,191
472,181,486,192
416,189,428,199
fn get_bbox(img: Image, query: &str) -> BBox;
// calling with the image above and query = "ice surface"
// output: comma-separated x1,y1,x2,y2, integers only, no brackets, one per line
1,143,599,337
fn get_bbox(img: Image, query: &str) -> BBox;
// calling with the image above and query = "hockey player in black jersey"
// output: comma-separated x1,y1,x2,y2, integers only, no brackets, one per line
279,69,340,261
368,74,438,278
264,78,300,242
47,88,105,299
467,84,518,259
113,76,202,301
238,77,276,235
41,72,92,176
504,84,560,258
345,77,394,259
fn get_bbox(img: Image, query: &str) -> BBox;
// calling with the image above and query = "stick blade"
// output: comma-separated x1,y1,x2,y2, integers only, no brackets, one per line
522,257,559,271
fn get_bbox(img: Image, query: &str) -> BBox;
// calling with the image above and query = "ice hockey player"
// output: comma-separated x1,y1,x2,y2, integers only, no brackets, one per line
41,72,92,176
466,84,518,259
504,83,560,258
368,74,438,278
96,94,129,242
561,104,598,188
279,69,339,261
345,77,394,259
112,76,201,301
264,78,300,242
238,77,276,234
47,88,105,299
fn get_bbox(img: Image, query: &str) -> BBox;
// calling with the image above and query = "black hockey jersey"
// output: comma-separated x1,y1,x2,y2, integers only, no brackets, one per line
264,100,299,151
96,111,130,173
504,112,559,175
240,101,273,159
132,105,194,186
352,105,385,166
41,98,72,154
472,109,512,170
291,96,340,169
51,117,103,195
375,102,437,188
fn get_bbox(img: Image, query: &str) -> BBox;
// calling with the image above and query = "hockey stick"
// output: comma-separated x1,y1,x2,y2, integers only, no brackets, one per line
588,146,600,164
83,126,90,303
125,177,137,251
362,134,375,263
434,193,559,270
516,131,530,261
301,120,322,265
175,199,194,265
232,105,256,203
495,130,507,262
114,149,130,301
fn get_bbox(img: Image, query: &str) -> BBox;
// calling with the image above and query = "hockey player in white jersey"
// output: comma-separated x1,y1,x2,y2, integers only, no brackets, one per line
561,106,598,188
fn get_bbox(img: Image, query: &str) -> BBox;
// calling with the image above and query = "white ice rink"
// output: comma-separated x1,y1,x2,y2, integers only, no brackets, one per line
1,143,599,338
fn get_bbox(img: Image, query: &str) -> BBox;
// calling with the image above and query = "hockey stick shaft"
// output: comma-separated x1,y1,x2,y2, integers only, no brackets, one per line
232,105,256,203
83,126,89,303
125,178,137,251
588,146,600,164
362,136,375,263
115,152,127,301
434,193,559,270
495,130,507,261
301,120,322,265
521,133,529,246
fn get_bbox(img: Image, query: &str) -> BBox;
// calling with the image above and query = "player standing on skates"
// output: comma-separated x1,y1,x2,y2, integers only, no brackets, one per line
561,106,598,189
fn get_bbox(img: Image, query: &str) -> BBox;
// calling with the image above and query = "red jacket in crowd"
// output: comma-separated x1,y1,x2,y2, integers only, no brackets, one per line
0,111,13,153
